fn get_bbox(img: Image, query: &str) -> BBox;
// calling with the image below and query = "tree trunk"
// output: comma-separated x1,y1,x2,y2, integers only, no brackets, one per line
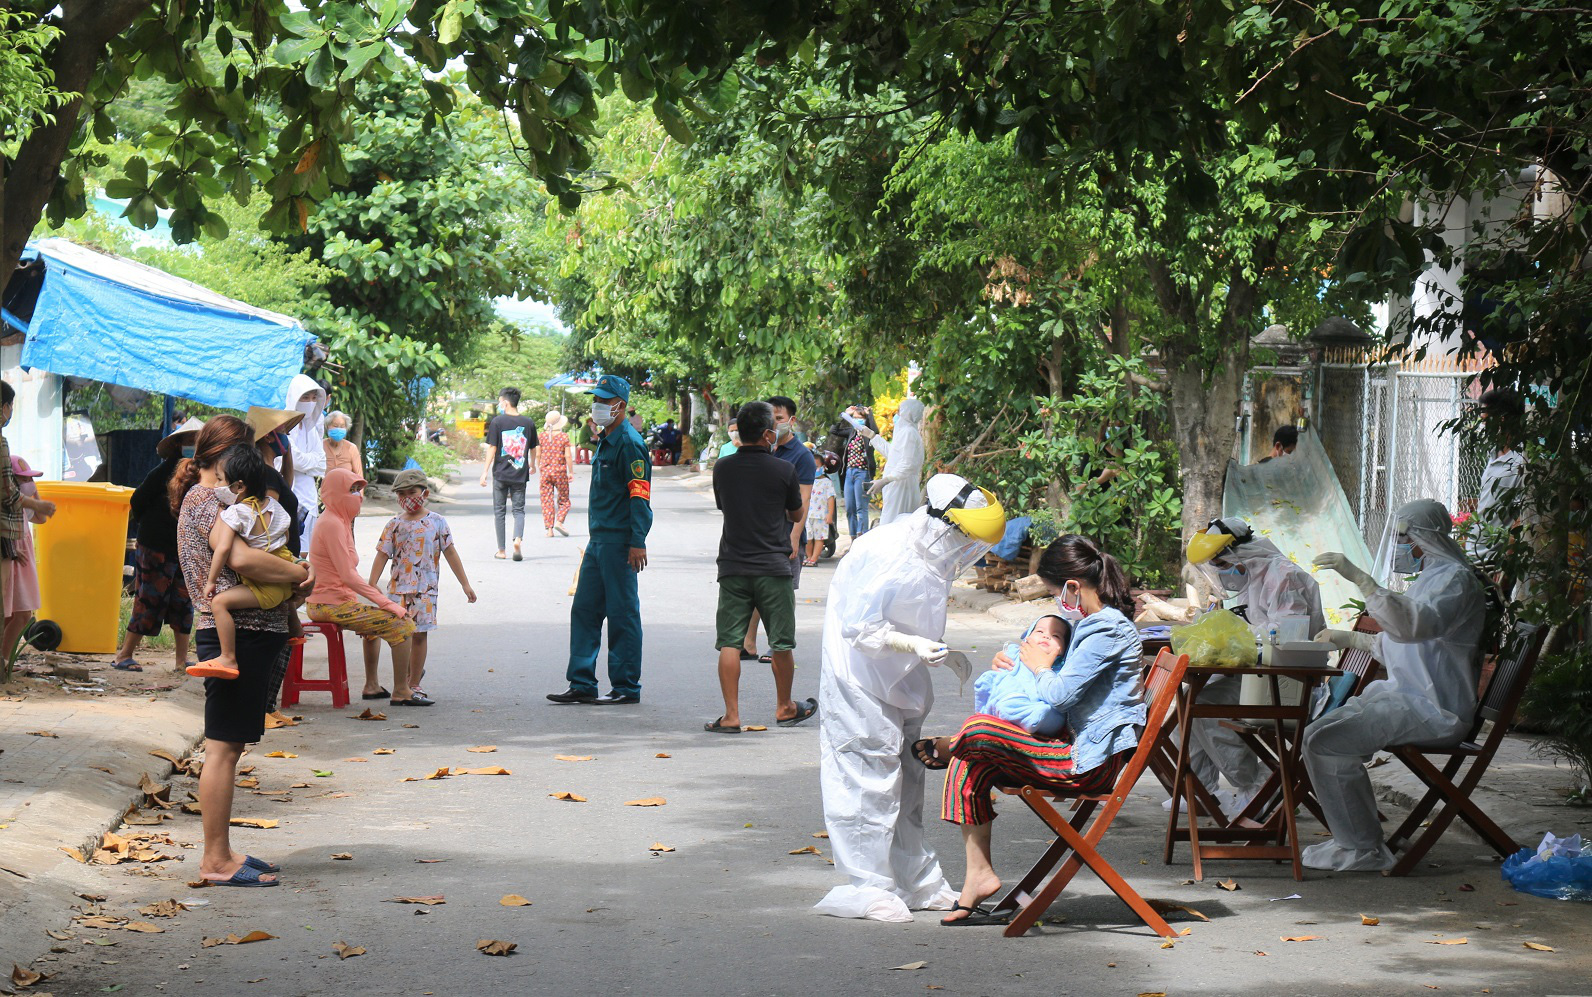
1164,344,1244,538
0,2,152,279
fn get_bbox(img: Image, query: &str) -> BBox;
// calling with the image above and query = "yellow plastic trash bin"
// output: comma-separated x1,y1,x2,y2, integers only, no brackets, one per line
33,481,134,654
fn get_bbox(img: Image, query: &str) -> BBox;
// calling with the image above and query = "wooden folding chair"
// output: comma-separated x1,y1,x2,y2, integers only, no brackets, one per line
990,649,1190,938
1383,620,1547,876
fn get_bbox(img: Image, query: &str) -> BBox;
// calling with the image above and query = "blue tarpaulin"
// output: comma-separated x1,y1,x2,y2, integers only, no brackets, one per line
9,238,313,411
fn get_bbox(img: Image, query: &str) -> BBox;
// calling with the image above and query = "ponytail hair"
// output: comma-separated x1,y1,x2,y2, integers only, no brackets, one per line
169,415,252,517
1037,533,1135,618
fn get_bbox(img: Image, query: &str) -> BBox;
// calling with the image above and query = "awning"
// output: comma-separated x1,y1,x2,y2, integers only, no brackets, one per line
544,371,599,390
5,238,314,411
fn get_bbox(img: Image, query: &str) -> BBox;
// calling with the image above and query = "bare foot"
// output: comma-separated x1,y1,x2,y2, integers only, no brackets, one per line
943,872,1003,923
201,852,277,884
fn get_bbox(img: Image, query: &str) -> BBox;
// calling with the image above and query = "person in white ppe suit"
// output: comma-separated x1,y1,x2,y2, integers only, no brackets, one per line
282,373,329,546
1184,517,1325,814
815,473,1005,922
856,397,926,527
1304,498,1485,872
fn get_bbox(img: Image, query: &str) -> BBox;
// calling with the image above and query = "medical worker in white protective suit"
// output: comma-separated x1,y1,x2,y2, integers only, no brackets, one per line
282,373,329,546
1184,518,1325,814
1305,498,1485,872
858,397,927,527
816,473,1006,922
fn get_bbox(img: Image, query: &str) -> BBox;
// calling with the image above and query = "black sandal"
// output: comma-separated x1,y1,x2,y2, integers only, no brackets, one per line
940,903,1007,927
704,717,742,734
912,738,949,770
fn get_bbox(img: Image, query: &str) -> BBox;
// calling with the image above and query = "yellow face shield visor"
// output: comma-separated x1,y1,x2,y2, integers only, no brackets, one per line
939,486,1007,544
1186,528,1237,565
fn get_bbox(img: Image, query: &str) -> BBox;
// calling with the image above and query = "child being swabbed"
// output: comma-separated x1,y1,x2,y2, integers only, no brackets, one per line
188,445,297,680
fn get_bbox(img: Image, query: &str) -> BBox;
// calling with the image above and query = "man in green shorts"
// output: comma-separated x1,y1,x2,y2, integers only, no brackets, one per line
706,401,819,733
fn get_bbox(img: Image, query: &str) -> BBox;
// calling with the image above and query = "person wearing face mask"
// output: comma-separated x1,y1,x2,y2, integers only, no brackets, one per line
1181,517,1325,816
815,473,1006,923
322,410,364,480
856,397,927,528
115,417,204,672
306,467,426,706
739,395,818,662
1305,498,1486,872
281,374,329,548
548,375,653,706
934,534,1145,925
366,468,477,704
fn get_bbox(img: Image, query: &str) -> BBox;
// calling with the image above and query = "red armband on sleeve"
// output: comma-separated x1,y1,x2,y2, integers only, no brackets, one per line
628,480,651,501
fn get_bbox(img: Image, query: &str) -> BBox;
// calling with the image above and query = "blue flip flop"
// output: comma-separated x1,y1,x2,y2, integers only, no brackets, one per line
112,659,143,671
243,855,279,873
209,864,278,887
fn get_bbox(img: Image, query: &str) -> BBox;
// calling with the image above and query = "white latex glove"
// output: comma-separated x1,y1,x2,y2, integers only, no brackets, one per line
885,632,948,665
865,478,890,496
1312,551,1376,593
856,425,876,440
1313,628,1375,653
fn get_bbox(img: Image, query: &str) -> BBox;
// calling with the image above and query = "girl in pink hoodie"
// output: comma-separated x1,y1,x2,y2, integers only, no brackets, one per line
305,468,428,706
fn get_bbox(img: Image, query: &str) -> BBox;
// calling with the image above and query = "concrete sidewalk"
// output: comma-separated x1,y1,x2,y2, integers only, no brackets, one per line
0,680,205,968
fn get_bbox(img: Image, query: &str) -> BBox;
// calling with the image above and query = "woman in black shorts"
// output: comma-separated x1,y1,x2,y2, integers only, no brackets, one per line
171,415,313,887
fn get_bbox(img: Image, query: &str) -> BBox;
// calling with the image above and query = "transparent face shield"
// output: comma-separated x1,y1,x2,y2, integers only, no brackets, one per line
1373,501,1466,588
922,519,995,577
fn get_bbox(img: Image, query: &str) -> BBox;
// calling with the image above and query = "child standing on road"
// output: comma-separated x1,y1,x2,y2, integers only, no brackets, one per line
803,472,836,567
189,445,297,680
368,468,476,700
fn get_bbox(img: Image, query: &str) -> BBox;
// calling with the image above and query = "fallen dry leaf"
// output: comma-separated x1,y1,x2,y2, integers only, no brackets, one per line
229,818,279,829
263,751,297,759
352,708,386,721
331,852,353,861
466,745,497,753
648,843,675,852
139,900,186,918
549,791,587,802
1426,938,1468,945
788,845,821,855
1281,936,1320,942
499,895,532,907
332,942,365,960
554,754,594,762
201,930,276,947
477,939,516,957
1218,878,1241,891
1147,899,1208,922
59,846,86,863
402,723,419,729
123,921,164,933
1140,993,1169,997
149,749,179,764
812,831,829,839
624,797,666,807
743,725,768,731
235,777,260,789
401,767,454,783
387,896,445,906
1361,915,1380,926
26,730,58,737
11,964,48,986
655,752,671,758
891,961,927,971
263,713,297,729
1522,942,1554,952
454,766,512,776
1159,940,1175,949
373,748,395,755
343,758,368,764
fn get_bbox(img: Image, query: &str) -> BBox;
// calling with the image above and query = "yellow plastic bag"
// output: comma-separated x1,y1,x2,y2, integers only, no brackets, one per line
1171,609,1257,668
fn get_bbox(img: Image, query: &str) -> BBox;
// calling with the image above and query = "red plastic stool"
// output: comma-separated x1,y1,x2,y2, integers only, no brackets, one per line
282,621,349,708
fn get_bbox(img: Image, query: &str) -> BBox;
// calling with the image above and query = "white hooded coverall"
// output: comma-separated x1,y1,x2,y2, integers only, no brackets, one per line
1302,500,1485,871
815,505,987,922
282,373,328,546
870,398,926,527
1192,538,1326,795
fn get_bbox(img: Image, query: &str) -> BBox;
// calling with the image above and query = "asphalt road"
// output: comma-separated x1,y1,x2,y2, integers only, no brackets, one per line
32,465,1592,996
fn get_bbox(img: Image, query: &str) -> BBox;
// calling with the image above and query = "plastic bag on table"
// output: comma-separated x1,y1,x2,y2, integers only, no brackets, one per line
1170,609,1257,669
1501,832,1592,901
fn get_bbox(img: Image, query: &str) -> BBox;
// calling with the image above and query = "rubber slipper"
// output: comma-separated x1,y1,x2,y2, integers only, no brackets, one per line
940,902,1006,926
738,648,758,661
912,738,949,770
391,696,436,707
757,654,773,664
777,697,818,727
112,659,143,672
243,854,279,873
361,688,391,700
206,864,278,887
187,661,239,680
704,717,742,734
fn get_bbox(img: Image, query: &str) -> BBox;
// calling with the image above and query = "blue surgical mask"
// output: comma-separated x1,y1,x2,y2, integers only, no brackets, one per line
327,427,348,442
1394,542,1423,574
180,446,195,459
1217,565,1247,593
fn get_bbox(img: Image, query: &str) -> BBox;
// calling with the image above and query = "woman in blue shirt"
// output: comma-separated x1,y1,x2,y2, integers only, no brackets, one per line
935,535,1146,926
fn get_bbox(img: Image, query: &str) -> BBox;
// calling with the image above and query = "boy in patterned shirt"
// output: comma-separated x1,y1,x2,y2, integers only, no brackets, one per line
366,468,476,700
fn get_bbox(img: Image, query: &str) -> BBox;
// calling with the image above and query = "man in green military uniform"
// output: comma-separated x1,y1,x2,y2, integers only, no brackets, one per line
548,375,653,705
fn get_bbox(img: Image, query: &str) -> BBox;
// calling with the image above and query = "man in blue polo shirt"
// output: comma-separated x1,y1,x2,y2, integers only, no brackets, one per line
548,375,653,706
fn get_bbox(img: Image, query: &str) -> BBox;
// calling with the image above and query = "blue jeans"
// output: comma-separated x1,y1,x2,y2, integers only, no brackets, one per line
844,467,871,538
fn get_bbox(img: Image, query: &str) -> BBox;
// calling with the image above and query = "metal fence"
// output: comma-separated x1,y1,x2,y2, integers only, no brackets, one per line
1313,349,1490,549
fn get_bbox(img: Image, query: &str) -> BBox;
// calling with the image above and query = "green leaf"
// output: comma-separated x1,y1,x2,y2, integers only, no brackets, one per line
438,4,464,45
548,68,591,118
305,47,335,87
103,178,144,200
274,35,324,64
651,98,692,145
